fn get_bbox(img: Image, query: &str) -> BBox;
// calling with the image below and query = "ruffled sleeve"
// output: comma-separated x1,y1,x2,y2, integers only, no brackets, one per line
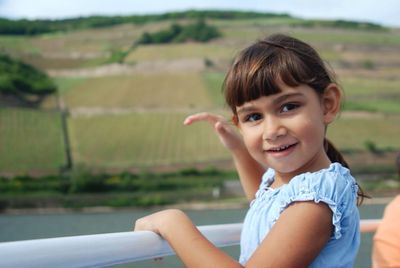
272,163,359,240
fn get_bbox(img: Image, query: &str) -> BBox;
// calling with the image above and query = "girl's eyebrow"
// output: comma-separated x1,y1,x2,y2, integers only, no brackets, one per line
236,106,256,115
236,92,304,115
273,92,304,105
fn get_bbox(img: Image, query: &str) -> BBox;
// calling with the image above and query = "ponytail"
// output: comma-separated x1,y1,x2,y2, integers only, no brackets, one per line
324,138,369,205
324,138,349,169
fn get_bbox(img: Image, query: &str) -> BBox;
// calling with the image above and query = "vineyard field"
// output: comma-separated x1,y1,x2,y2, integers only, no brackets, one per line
0,108,66,174
68,112,230,168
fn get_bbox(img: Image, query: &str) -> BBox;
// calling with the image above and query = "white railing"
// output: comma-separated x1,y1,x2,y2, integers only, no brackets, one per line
359,219,381,233
0,223,242,268
0,220,380,268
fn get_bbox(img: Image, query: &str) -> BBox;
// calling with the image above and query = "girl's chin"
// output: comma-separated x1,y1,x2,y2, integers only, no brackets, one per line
265,161,302,174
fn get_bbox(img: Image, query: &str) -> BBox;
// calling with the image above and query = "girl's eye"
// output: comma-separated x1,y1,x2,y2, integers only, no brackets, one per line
280,103,299,113
245,113,262,122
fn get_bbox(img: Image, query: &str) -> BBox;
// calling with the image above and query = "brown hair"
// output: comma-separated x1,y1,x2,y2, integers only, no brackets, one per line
223,33,367,204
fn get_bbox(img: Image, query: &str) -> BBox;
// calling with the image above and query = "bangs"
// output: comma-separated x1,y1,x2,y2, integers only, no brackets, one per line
224,36,331,114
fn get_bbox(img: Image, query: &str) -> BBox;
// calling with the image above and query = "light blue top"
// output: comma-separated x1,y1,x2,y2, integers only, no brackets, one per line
239,163,360,267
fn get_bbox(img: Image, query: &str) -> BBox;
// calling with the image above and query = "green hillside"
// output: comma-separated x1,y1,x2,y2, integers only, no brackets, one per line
68,113,229,168
0,11,399,176
0,108,66,173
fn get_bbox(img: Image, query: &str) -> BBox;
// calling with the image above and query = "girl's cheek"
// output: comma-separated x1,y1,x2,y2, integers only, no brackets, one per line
243,132,262,151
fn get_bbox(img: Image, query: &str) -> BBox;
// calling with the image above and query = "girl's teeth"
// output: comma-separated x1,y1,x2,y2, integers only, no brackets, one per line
273,145,289,151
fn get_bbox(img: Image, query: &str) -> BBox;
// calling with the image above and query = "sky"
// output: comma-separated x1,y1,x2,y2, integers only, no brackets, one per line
0,0,399,27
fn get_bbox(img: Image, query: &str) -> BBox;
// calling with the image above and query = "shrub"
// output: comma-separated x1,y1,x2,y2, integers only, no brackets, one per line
364,140,380,154
0,53,56,106
69,166,107,193
136,20,221,45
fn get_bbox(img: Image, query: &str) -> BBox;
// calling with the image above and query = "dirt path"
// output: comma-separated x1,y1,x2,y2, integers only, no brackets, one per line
66,106,393,119
67,107,228,117
47,59,207,78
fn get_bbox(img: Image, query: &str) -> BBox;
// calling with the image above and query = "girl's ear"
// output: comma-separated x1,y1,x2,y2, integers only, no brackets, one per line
232,114,240,127
232,114,244,134
322,83,342,124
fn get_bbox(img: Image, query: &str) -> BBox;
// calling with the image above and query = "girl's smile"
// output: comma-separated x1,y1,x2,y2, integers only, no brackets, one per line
263,142,298,157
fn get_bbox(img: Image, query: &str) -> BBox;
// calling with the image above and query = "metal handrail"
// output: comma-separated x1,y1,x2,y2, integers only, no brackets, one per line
0,220,380,268
359,219,381,233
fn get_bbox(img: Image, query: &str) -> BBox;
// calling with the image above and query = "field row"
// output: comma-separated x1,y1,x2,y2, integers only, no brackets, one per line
1,18,400,71
60,73,218,109
68,112,229,168
0,108,66,174
1,107,400,174
47,72,400,114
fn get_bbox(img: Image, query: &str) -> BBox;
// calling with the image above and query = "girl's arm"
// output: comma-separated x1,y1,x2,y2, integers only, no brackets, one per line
246,201,333,267
134,202,332,267
134,209,242,268
184,112,264,200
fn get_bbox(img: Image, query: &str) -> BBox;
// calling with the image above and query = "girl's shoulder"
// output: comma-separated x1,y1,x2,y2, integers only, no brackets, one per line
261,162,357,193
290,162,357,193
279,163,359,240
257,162,359,209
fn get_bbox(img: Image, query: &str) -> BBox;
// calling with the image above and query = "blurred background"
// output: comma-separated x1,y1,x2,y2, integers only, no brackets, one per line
0,0,399,267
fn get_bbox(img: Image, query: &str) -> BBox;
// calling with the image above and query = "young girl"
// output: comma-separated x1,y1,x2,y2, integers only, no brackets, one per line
134,33,364,267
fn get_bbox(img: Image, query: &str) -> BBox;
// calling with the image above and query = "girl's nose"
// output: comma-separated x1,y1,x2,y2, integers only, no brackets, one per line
262,117,286,141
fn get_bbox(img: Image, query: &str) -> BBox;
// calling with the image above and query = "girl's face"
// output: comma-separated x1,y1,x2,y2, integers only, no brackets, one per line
236,81,339,183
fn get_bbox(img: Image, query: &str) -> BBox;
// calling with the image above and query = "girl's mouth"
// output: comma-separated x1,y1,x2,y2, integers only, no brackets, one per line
266,143,297,153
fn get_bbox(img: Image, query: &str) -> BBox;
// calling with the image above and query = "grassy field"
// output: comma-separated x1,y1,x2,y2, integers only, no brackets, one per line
126,43,238,62
0,108,66,174
62,73,215,109
1,15,400,175
66,112,400,170
328,115,400,150
340,78,400,113
68,112,229,168
293,30,400,46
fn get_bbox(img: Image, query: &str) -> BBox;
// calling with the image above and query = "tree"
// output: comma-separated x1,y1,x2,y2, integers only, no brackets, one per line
135,20,221,45
0,53,56,106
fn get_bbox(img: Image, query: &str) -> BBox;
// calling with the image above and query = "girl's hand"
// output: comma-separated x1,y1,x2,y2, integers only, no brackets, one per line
134,209,189,263
134,209,187,236
134,209,241,267
183,112,244,152
184,112,264,201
